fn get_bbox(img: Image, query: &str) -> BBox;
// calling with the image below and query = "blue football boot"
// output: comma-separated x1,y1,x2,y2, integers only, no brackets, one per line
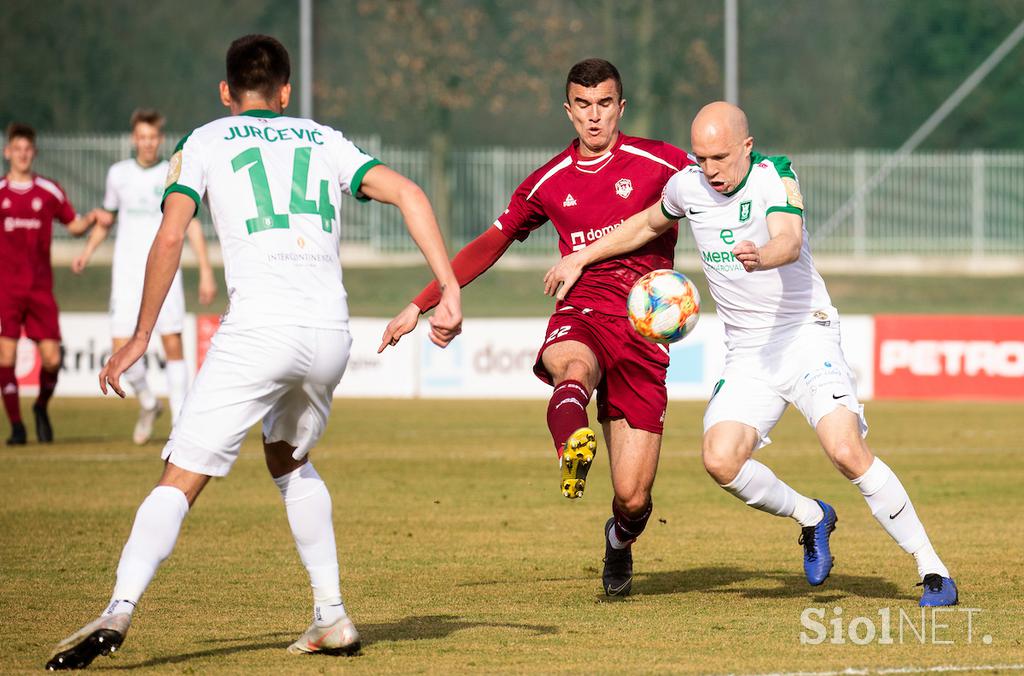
798,499,837,586
918,574,958,607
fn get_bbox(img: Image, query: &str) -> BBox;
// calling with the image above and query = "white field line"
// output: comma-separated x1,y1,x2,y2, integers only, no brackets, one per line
724,663,1024,676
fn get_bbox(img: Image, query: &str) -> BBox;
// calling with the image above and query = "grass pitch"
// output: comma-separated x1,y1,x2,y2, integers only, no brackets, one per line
2,398,1022,674
52,265,1024,317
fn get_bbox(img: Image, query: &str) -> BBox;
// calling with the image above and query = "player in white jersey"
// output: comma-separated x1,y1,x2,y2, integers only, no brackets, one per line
73,109,218,444
544,101,958,607
46,35,462,670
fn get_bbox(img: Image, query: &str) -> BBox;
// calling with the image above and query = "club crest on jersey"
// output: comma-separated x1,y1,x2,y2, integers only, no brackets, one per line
165,151,183,189
782,177,804,209
739,200,751,223
31,197,42,212
563,193,577,207
1,198,10,210
615,178,633,199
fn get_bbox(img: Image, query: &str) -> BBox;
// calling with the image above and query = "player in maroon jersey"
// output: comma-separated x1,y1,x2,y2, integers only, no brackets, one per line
0,123,95,445
379,59,692,596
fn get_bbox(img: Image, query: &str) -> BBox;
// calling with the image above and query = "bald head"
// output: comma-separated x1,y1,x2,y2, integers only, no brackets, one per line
689,101,754,194
691,101,749,146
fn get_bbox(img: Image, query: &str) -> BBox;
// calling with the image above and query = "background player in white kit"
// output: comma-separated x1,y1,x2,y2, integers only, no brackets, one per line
73,109,218,443
545,101,958,607
47,34,462,670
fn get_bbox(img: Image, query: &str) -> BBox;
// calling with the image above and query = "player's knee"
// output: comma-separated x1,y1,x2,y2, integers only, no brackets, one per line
613,489,651,517
557,358,596,387
827,438,871,479
702,440,744,485
40,353,62,372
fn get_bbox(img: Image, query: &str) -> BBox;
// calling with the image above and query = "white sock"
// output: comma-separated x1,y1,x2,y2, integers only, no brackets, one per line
124,360,157,411
721,459,824,527
852,457,949,578
107,485,190,614
274,463,344,626
165,360,188,423
607,524,629,550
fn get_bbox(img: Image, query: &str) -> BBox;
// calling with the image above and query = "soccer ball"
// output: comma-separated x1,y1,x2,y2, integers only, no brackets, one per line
626,269,701,344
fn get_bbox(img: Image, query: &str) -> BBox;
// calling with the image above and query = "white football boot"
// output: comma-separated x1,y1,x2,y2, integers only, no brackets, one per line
287,615,361,656
46,613,131,670
133,401,163,445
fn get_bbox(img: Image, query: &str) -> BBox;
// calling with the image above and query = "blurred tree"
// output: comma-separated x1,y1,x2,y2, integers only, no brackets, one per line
868,0,1024,148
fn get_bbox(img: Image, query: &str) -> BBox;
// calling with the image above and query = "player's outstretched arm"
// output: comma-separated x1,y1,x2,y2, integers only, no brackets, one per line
185,218,218,305
378,227,514,353
99,193,192,397
544,202,674,300
71,209,114,273
732,211,802,273
358,164,462,350
65,210,98,237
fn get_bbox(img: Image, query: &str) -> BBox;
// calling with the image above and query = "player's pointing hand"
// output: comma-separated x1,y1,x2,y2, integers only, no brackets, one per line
378,303,421,353
732,240,761,273
543,253,585,301
99,335,148,397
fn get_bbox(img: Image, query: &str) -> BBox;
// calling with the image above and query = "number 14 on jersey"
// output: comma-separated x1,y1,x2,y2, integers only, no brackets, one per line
232,146,336,235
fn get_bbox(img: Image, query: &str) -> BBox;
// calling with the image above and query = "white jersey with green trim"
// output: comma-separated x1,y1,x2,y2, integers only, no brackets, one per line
104,158,184,294
661,151,837,349
163,109,381,329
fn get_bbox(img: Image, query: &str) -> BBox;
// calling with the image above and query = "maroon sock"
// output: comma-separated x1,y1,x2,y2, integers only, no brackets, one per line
36,367,59,409
612,500,653,546
546,379,592,456
1,366,22,425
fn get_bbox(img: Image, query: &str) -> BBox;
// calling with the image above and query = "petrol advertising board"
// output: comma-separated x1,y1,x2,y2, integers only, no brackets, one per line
874,315,1024,400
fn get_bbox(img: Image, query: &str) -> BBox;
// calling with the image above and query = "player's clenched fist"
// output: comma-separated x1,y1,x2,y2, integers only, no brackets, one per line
428,287,462,348
732,240,761,273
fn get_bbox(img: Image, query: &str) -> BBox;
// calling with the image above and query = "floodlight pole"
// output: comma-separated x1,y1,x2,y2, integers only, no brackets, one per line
724,0,739,104
300,0,313,119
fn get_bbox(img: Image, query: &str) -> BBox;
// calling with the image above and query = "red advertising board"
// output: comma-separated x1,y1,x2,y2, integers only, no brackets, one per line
874,315,1024,400
196,314,221,369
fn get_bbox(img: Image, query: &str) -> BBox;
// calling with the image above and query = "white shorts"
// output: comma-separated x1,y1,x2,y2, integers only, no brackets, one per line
110,271,186,338
703,324,868,448
161,324,352,476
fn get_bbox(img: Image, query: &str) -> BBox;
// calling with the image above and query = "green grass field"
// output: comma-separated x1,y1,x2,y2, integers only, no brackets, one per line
2,398,1022,674
52,265,1024,317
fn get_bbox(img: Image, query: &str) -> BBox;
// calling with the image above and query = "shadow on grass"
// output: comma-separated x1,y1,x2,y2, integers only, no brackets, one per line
632,566,917,601
105,615,556,668
360,613,557,642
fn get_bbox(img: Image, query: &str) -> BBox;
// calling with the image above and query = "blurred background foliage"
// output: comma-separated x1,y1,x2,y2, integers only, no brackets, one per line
2,0,1023,150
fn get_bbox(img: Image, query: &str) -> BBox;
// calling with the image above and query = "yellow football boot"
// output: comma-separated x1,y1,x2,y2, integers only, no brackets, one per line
560,427,597,499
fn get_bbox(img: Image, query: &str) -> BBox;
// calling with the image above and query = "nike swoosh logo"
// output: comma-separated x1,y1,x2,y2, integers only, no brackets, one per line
605,577,632,595
832,394,849,400
889,502,907,519
686,208,704,215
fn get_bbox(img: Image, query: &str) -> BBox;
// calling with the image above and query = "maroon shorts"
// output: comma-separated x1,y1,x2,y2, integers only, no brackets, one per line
534,306,669,435
0,288,62,341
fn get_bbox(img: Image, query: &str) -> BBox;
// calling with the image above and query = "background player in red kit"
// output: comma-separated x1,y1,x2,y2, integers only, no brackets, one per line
380,59,692,596
0,123,95,444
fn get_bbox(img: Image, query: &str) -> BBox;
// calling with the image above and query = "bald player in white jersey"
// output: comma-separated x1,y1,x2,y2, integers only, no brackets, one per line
74,109,217,444
47,35,462,670
544,101,958,608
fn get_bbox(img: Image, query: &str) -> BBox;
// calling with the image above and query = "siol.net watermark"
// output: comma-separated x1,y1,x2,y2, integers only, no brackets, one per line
800,606,992,646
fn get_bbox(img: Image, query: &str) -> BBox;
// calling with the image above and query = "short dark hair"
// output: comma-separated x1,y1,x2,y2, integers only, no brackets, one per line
6,122,36,145
565,58,623,100
225,34,291,102
129,108,165,132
